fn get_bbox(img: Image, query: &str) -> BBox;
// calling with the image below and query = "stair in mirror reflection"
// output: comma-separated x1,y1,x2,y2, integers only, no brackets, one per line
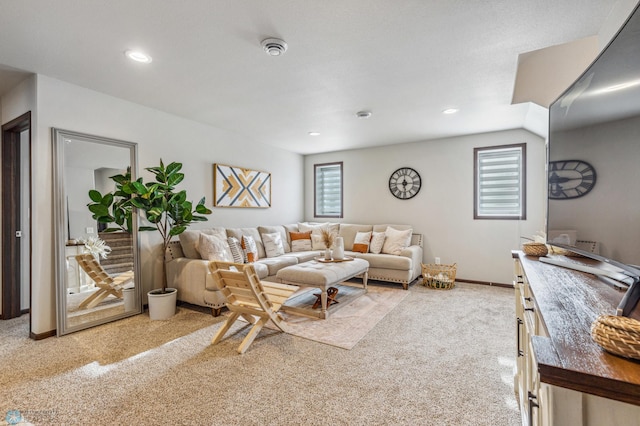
98,232,134,275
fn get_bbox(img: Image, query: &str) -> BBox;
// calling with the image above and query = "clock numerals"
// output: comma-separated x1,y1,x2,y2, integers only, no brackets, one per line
548,160,597,200
389,167,421,200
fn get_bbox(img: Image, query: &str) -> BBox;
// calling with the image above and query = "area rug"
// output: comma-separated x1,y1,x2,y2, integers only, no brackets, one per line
276,283,409,349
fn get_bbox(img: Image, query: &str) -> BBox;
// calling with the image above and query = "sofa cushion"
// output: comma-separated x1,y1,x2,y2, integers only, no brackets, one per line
179,227,228,259
338,224,374,250
262,232,285,257
370,231,386,254
382,226,413,255
352,231,372,253
227,237,245,263
258,225,291,253
226,227,265,258
351,252,411,270
241,235,259,262
290,231,312,252
282,251,319,263
257,256,298,276
198,233,232,261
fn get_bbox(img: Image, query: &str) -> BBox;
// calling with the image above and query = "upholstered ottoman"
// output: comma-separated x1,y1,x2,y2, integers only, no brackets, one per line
276,258,369,319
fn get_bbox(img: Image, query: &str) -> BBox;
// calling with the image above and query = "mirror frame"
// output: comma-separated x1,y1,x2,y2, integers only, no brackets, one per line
52,128,142,336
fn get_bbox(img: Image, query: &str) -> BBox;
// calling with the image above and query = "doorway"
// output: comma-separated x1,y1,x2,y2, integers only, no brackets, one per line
1,111,31,324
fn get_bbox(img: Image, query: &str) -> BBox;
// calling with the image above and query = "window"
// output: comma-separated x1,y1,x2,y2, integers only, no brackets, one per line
314,162,343,218
474,143,526,220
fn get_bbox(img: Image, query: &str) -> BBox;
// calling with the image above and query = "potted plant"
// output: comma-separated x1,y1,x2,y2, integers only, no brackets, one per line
129,160,212,319
87,160,212,320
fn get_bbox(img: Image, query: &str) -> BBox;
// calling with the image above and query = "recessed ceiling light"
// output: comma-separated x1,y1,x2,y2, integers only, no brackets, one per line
125,49,152,63
308,131,320,136
442,108,459,114
356,110,372,119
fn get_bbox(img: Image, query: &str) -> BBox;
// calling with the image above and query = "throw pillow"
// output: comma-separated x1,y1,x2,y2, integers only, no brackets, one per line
227,237,245,263
382,226,413,255
352,231,372,253
290,231,312,252
198,234,232,261
262,232,285,258
241,235,259,263
369,232,386,254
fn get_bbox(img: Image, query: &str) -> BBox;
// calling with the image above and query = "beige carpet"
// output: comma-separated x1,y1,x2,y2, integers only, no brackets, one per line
0,282,520,425
235,283,408,349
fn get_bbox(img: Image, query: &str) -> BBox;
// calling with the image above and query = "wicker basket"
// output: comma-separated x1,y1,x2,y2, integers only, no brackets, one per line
422,263,456,290
591,315,640,360
522,242,548,257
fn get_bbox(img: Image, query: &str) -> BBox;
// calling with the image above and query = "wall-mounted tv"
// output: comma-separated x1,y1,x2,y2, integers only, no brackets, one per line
547,2,640,316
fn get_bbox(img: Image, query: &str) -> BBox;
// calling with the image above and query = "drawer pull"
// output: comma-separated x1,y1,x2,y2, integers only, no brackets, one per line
528,391,539,426
517,318,524,357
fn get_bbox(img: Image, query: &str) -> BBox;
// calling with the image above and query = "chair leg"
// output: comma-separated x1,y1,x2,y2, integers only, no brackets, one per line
237,317,269,354
78,289,108,309
211,312,240,345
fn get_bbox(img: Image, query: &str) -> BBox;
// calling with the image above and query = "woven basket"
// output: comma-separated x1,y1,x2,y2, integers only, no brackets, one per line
591,315,640,360
422,263,456,290
522,242,548,257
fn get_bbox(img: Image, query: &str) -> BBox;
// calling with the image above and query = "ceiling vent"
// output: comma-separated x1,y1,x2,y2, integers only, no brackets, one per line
261,38,288,56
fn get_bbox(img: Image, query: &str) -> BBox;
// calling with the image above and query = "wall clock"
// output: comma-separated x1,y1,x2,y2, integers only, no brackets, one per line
389,167,421,199
548,160,596,200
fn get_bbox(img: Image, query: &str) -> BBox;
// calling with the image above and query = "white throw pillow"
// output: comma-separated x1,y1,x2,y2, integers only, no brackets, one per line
198,233,232,261
241,235,259,263
369,232,386,254
262,232,285,258
382,226,413,255
311,233,330,250
352,231,372,253
227,237,245,263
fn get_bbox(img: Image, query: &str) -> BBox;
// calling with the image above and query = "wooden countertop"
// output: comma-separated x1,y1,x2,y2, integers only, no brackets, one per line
516,251,640,405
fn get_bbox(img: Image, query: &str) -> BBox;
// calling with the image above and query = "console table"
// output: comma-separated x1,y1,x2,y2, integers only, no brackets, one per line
513,251,640,426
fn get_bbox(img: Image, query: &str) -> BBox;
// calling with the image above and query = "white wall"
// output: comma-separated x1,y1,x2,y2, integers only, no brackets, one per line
304,128,547,285
9,74,303,335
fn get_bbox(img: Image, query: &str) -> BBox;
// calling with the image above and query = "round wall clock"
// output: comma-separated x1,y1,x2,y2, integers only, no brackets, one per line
548,160,596,200
389,167,421,199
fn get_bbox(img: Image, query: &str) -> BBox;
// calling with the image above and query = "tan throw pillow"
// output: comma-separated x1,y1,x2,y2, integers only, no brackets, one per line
352,231,372,253
369,232,386,254
241,235,259,263
382,226,412,255
263,232,285,258
227,237,245,263
290,231,312,252
198,234,232,261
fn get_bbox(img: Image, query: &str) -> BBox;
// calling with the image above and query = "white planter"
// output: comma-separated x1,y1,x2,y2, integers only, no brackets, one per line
147,287,177,320
123,287,136,312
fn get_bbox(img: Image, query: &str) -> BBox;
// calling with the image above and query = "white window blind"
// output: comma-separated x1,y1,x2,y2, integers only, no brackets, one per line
314,162,343,218
475,144,526,219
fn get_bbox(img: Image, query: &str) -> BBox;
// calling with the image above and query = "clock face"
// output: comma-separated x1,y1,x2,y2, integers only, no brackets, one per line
548,160,596,200
389,167,421,199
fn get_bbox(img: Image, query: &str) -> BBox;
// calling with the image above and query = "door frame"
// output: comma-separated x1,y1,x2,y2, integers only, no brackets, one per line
1,111,31,325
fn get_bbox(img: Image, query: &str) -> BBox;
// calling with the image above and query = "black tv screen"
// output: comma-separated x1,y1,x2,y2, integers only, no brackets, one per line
547,3,640,315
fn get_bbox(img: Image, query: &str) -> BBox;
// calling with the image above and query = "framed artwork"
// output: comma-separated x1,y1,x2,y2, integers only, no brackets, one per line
213,163,271,208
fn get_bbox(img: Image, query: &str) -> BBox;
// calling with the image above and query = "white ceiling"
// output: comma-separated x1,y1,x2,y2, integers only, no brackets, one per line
0,0,622,154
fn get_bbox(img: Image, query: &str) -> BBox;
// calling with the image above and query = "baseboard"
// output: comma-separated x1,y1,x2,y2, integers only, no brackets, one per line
456,278,513,288
30,329,56,340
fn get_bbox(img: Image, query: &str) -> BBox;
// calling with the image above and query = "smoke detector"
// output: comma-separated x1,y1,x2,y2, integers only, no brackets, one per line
261,38,288,56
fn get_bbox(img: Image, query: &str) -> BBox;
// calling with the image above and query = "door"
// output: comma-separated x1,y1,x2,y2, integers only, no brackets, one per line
1,111,31,320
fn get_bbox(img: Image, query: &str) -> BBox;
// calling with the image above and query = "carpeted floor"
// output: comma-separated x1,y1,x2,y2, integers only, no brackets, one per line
0,281,520,425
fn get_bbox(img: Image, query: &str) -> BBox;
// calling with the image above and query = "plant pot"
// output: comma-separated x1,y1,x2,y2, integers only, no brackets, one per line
324,248,332,260
147,287,177,320
123,287,136,312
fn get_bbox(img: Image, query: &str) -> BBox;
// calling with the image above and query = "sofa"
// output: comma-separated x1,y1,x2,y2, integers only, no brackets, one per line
165,222,423,315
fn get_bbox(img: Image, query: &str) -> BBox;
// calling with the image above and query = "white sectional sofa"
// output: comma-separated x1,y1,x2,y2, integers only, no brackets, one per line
165,223,423,315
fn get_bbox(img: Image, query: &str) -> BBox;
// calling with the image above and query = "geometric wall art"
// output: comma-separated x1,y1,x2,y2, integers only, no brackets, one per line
213,163,271,208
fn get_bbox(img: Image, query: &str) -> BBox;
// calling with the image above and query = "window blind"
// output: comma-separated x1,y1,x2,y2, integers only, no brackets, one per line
315,163,342,217
476,146,524,218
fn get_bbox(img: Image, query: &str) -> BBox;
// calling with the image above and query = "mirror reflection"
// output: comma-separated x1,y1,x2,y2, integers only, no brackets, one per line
54,129,141,335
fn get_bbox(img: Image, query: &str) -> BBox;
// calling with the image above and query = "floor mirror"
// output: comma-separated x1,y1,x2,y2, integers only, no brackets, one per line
53,128,142,336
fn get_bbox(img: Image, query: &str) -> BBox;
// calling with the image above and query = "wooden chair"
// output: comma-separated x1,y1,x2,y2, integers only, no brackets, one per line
75,253,134,310
209,261,299,354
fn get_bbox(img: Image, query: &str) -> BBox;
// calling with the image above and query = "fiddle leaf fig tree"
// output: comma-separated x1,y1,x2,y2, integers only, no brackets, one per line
87,168,138,233
130,159,212,294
